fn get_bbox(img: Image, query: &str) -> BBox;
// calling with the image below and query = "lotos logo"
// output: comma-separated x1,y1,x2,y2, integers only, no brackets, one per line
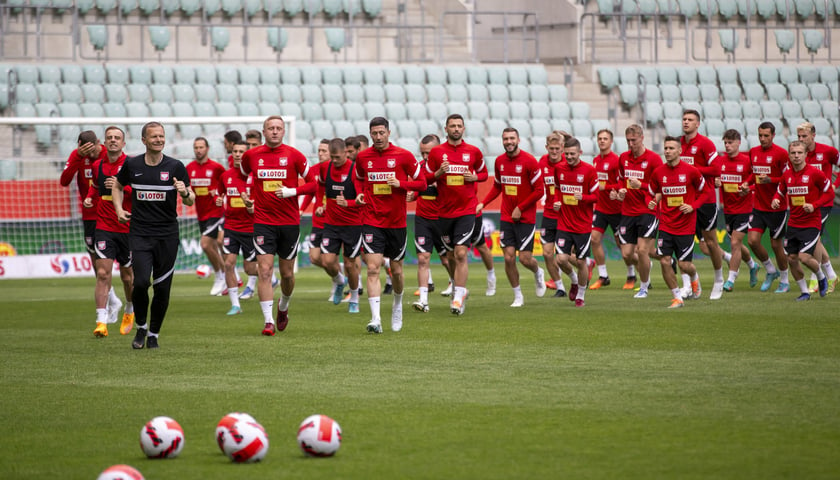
50,256,71,275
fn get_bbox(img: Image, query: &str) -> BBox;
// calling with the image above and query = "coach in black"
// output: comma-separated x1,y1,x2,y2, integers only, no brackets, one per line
112,122,194,349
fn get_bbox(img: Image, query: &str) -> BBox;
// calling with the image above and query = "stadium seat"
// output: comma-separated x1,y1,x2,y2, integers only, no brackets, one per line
191,83,214,103
737,66,758,84
696,66,717,85
129,65,152,85
302,66,324,85
799,66,820,84
320,84,343,104
81,102,105,118
343,84,364,103
755,0,776,19
279,84,302,103
549,102,571,119
742,100,762,118
395,120,419,139
267,27,289,54
467,84,489,102
530,102,551,120
36,83,60,104
774,30,795,59
642,85,660,103
813,118,832,135
761,101,782,119
256,102,279,116
216,84,238,103
417,119,441,137
719,29,738,61
302,102,324,120
742,83,765,102
531,119,552,138
488,84,509,102
87,25,108,52
325,28,346,54
150,84,174,103
334,120,355,138
758,66,779,85
781,100,802,119
803,30,825,57
706,119,725,137
509,119,531,138
507,66,528,85
657,66,678,85
258,66,280,85
509,84,529,103
383,66,404,85
677,66,697,84
58,102,82,117
724,117,745,133
510,102,530,120
59,84,83,104
467,66,488,85
570,102,591,119
618,66,637,86
426,102,447,122
810,84,830,101
384,84,406,103
660,84,681,102
447,66,468,85
721,84,742,102
619,85,639,107
127,84,152,103
148,26,171,52
364,102,385,120
528,66,548,85
468,101,489,120
38,65,62,85
721,101,742,119
14,65,38,84
150,65,173,85
703,102,723,120
216,65,237,85
464,118,485,137
84,65,106,84
405,102,426,120
800,99,822,119
301,85,322,103
423,84,444,103
125,102,148,119
171,102,194,117
765,83,787,102
717,66,737,85
172,84,194,103
237,84,260,103
82,83,105,103
788,83,810,101
548,85,568,103
819,99,837,118
488,102,509,120
362,0,383,17
311,120,334,140
278,102,302,119
644,102,663,125
661,101,683,120
363,85,385,103
343,102,365,121
680,85,701,102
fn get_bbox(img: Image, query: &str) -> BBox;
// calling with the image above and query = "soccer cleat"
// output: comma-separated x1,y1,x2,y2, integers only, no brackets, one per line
210,277,226,296
574,299,585,308
710,282,724,300
261,322,276,336
276,308,289,332
239,286,255,300
341,292,352,303
332,282,345,305
348,302,359,314
383,283,393,295
680,287,691,300
545,279,557,290
93,322,108,338
226,306,242,316
271,276,279,289
450,298,464,315
413,289,420,296
633,288,648,299
535,268,547,297
749,264,761,288
808,278,819,293
366,321,383,334
760,271,780,292
132,328,147,349
818,277,828,297
146,336,159,349
722,280,734,292
587,258,596,280
623,276,637,290
509,298,524,308
391,308,403,332
774,282,790,293
486,275,497,296
119,313,134,335
796,292,811,302
668,298,684,309
412,300,429,313
568,284,579,301
828,277,838,294
428,282,435,293
238,278,243,288
553,288,567,298
691,280,702,300
441,282,453,297
107,298,122,325
589,276,610,290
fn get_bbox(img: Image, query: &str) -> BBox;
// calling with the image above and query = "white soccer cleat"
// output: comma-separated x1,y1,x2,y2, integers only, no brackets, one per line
440,282,453,297
412,300,429,313
710,281,724,300
633,288,648,299
106,297,123,324
391,303,403,332
510,297,524,307
535,268,546,297
679,287,692,300
486,275,497,296
210,277,226,296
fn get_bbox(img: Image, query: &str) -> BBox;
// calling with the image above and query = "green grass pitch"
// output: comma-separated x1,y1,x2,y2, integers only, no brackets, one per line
1,260,839,479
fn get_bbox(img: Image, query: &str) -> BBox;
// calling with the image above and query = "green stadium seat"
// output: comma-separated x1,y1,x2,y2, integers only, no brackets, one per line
343,84,365,103
509,102,530,120
466,84,488,102
324,28,346,53
281,67,302,85
127,84,151,103
302,102,323,120
661,101,682,120
803,30,824,56
343,102,365,121
258,84,280,102
129,65,152,84
721,84,742,102
765,83,787,102
172,84,194,103
488,84,508,102
820,99,837,118
363,85,385,103
59,84,83,104
149,26,171,52
527,66,548,84
125,102,150,118
237,84,259,103
322,84,344,103
742,100,762,118
447,66,468,85
788,83,810,101
194,65,217,84
761,101,782,119
334,120,355,138
363,67,384,85
643,85,660,102
619,85,639,107
550,102,571,119
743,83,765,102
362,0,382,17
82,83,105,103
703,102,723,120
799,66,820,84
343,67,363,85
488,102,509,120
323,102,344,121
404,84,426,103
278,102,302,119
194,83,217,102
529,85,549,103
618,66,637,85
216,84,238,103
406,102,427,121
781,100,802,118
677,66,697,84
267,27,289,54
717,66,737,85
755,0,776,19
426,102,447,121
217,65,238,85
118,0,137,15
384,84,406,103
149,84,173,103
383,66,405,85
737,66,758,84
36,83,60,104
696,66,717,84
426,66,446,85
385,103,407,121
467,66,488,85
301,84,322,103
509,84,529,102
280,84,302,103
660,84,680,102
81,102,105,117
699,84,719,101
425,84,445,103
364,102,385,119
87,25,108,52
801,100,822,119
774,30,795,58
598,67,619,91
258,66,280,85
657,66,678,85
161,0,180,16
58,102,82,117
570,102,591,119
810,84,830,101
548,85,568,102
83,65,106,84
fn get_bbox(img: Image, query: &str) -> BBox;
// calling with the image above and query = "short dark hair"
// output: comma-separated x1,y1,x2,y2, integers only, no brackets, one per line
78,130,97,145
233,140,249,147
502,127,519,136
344,136,361,149
328,138,345,155
319,138,330,145
420,134,441,145
758,121,775,134
224,130,242,143
682,109,701,120
104,126,124,139
356,135,369,147
722,129,741,141
369,117,389,131
194,137,209,148
141,122,163,139
564,137,581,150
445,114,464,126
245,129,262,141
596,128,614,140
663,136,681,145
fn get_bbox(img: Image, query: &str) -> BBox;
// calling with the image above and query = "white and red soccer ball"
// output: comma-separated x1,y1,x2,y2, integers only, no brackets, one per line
297,414,342,457
97,464,144,480
216,412,269,463
195,264,211,279
139,416,184,459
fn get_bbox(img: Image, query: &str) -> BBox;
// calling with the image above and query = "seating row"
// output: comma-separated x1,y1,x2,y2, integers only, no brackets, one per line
593,0,840,21
599,64,839,90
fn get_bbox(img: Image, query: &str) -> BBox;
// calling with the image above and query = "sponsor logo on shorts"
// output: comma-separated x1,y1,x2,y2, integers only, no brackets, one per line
256,235,264,245
97,241,106,250
365,234,373,243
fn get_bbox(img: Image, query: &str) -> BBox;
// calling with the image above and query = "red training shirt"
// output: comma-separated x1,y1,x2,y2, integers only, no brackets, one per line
649,161,706,236
186,158,226,221
618,149,664,217
219,167,253,233
425,141,487,219
482,149,542,224
354,143,425,229
748,143,789,213
774,165,833,230
718,152,753,215
241,144,313,226
60,145,107,221
553,160,599,234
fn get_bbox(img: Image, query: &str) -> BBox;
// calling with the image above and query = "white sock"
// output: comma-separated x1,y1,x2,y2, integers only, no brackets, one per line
369,296,381,322
568,270,578,284
598,264,608,278
627,265,636,277
393,292,403,308
780,269,789,283
746,257,756,269
797,278,808,294
247,275,257,289
427,269,433,284
681,273,691,290
512,285,523,299
454,286,467,302
350,289,359,303
419,287,428,304
124,302,134,314
278,294,291,312
228,288,240,308
672,288,682,300
333,272,345,285
641,280,650,290
822,261,837,280
816,269,826,281
96,308,107,323
722,251,732,262
260,300,274,323
727,270,738,283
762,259,777,275
714,268,724,284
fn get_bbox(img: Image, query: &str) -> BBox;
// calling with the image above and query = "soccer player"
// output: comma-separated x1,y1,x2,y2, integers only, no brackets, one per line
299,139,330,284
615,124,663,298
771,141,834,300
240,116,315,336
717,130,760,292
60,130,107,264
796,122,840,293
112,122,194,349
317,138,363,313
410,134,452,312
83,126,134,338
354,117,426,333
590,128,630,290
218,141,260,316
537,132,568,298
426,114,488,314
747,122,791,293
648,136,705,308
186,137,227,296
551,137,598,307
223,130,243,168
477,127,546,308
680,110,725,299
245,129,262,150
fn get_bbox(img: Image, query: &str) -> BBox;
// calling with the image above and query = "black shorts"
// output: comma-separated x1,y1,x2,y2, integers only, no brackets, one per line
470,214,487,247
592,210,621,235
555,230,592,258
784,226,820,255
223,229,256,261
438,215,475,251
695,203,719,236
322,223,362,258
306,226,324,249
84,219,96,254
499,221,536,251
725,213,751,236
94,229,132,266
253,223,300,260
540,216,558,244
199,217,224,238
748,209,788,240
362,225,407,261
820,206,831,235
657,231,695,261
618,214,658,245
414,215,446,255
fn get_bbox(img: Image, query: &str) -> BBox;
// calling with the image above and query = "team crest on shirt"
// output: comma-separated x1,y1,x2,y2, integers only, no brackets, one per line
97,241,106,250
515,165,522,173
736,165,743,172
544,167,549,174
279,158,287,166
160,171,169,181
258,159,264,166
766,156,772,162
205,170,211,176
641,162,648,168
817,154,824,161
577,175,584,182
802,175,810,182
442,154,449,162
662,176,668,182
256,235,264,245
678,175,686,182
462,154,470,162
603,164,609,170
691,146,698,154
368,161,373,168
340,174,348,182
227,178,232,184
387,159,396,168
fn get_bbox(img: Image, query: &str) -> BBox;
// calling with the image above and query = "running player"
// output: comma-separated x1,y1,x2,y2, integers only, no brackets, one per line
771,141,834,300
60,130,107,264
223,130,242,168
355,117,426,333
537,132,568,298
648,136,704,308
477,127,546,308
299,139,331,293
245,129,262,150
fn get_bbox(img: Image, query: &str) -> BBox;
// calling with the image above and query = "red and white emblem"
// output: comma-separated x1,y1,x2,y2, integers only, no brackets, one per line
802,175,810,183
576,174,584,182
462,154,470,162
160,171,170,181
256,236,264,245
678,174,686,182
279,158,288,166
691,146,698,154
387,159,396,168
365,234,374,243
97,241,106,250
515,165,522,173
736,164,743,172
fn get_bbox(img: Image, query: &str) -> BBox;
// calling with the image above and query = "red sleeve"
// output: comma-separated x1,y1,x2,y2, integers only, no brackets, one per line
481,182,502,206
690,174,707,210
817,174,835,207
296,168,317,196
59,151,81,186
772,177,787,203
580,171,599,203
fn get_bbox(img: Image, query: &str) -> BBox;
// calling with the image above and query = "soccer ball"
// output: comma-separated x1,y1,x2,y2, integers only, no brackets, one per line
139,416,184,459
219,418,269,463
297,414,342,457
215,412,259,452
196,264,211,279
97,464,144,480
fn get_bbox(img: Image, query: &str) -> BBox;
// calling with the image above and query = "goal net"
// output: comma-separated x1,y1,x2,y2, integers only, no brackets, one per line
0,115,299,279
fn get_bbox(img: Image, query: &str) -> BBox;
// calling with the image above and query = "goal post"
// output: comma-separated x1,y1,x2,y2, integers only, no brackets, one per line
0,115,300,279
